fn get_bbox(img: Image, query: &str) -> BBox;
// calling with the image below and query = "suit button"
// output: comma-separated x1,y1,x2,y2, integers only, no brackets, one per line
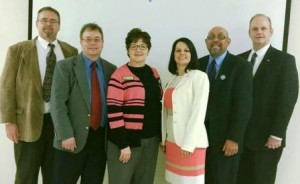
88,114,90,117
86,126,89,130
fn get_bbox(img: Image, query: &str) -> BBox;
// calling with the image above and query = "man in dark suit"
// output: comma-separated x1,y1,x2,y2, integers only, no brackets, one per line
0,7,78,184
237,14,299,184
198,26,253,184
50,23,116,184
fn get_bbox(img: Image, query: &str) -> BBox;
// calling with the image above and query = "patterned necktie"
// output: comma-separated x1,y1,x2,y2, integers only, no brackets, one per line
250,52,257,66
43,43,56,102
207,59,217,86
90,62,101,130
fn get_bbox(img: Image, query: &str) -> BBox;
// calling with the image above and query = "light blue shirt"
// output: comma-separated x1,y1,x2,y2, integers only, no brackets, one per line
82,53,107,127
206,51,228,78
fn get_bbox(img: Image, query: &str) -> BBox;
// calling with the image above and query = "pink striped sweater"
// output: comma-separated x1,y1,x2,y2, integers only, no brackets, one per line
107,64,161,149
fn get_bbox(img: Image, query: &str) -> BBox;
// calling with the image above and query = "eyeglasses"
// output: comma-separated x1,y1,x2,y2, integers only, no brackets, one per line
206,34,228,41
39,18,59,25
81,38,103,44
129,44,148,50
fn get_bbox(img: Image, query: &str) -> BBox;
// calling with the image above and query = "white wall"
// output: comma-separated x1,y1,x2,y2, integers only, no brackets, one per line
0,1,299,184
276,1,300,183
0,0,28,183
31,0,287,86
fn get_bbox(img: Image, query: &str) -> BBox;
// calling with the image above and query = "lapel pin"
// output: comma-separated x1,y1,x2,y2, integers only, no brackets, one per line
220,75,226,80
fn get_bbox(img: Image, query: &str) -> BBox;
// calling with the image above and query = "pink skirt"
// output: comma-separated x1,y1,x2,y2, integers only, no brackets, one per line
165,141,206,184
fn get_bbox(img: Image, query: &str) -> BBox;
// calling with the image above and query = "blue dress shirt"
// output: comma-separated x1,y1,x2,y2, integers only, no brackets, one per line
82,53,107,127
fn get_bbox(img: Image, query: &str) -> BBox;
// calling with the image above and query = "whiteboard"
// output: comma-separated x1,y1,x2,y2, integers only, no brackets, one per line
32,0,287,83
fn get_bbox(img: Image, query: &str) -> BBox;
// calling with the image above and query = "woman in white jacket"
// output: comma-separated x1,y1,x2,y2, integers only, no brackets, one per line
162,37,209,184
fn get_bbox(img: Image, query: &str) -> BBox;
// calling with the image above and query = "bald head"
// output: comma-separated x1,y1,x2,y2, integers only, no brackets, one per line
205,26,231,57
208,26,230,38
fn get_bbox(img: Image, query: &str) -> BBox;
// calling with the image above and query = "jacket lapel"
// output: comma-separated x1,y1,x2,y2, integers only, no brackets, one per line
254,46,273,80
175,72,192,89
73,55,90,109
22,38,43,97
100,59,110,85
212,52,234,92
58,40,76,58
198,56,209,72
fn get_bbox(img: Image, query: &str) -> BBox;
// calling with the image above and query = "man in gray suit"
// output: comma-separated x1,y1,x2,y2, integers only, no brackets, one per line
0,7,78,184
50,23,116,184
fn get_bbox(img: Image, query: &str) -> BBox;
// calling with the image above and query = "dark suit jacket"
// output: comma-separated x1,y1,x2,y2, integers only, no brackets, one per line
238,46,299,150
198,52,253,153
0,38,78,142
50,54,116,153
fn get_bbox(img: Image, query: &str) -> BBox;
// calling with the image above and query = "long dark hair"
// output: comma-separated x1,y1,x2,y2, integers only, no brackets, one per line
168,37,199,74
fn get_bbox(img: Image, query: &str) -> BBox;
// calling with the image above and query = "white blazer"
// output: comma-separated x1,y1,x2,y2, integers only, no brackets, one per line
162,70,209,152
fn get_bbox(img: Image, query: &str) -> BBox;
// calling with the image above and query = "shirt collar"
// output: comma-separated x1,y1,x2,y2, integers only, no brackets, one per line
209,51,228,66
251,43,270,58
37,36,58,49
82,52,100,68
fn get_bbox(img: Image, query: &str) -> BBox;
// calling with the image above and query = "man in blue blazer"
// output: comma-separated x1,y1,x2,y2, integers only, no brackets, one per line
237,14,299,184
198,26,253,184
50,23,116,184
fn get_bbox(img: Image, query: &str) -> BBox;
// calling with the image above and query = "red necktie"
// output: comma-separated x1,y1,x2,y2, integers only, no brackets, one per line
90,62,101,130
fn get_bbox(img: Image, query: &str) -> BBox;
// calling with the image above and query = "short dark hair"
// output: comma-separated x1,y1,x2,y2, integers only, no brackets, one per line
37,6,60,23
168,37,199,75
125,28,151,51
80,23,104,40
249,14,272,29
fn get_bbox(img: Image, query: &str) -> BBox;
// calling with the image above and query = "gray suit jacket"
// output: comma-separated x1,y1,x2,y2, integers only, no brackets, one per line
0,38,78,142
50,54,116,153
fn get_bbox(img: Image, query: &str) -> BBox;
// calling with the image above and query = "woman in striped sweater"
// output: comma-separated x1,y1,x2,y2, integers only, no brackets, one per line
106,28,162,184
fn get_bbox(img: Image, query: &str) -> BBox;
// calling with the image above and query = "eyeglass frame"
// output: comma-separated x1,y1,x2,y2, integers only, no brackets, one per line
81,38,103,44
206,34,229,41
38,18,59,25
129,44,148,50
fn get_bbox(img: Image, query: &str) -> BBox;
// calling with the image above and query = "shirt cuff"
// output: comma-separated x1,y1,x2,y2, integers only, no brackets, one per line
270,135,283,141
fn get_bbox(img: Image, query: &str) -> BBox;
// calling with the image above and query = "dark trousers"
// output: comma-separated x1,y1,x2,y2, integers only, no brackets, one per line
14,113,55,184
53,127,106,184
237,147,283,184
205,147,240,184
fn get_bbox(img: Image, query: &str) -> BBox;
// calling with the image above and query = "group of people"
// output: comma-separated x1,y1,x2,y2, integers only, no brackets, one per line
0,6,298,184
